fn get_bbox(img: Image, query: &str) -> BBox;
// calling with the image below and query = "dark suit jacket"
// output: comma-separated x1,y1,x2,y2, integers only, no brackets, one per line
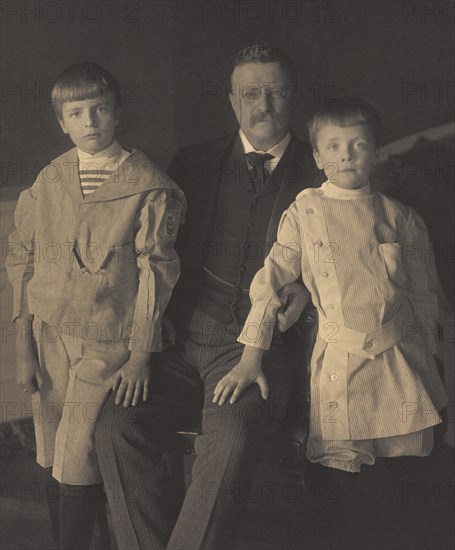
167,132,323,323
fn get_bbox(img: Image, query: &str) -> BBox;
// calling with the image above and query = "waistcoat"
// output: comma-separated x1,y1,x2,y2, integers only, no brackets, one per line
198,136,283,323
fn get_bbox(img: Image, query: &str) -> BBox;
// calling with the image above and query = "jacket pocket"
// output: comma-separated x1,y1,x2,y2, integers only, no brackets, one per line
378,243,407,286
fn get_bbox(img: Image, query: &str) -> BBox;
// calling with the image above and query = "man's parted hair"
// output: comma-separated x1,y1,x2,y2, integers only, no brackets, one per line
308,96,382,149
231,45,297,84
51,62,121,119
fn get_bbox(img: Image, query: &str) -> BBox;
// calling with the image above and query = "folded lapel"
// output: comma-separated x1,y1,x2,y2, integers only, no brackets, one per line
81,150,173,203
195,134,238,241
265,136,322,249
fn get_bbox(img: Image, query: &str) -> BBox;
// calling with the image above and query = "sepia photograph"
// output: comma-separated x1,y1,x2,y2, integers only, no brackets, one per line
1,1,454,549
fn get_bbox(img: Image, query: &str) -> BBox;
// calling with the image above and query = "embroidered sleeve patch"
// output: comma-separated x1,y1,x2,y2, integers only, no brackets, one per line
165,213,176,237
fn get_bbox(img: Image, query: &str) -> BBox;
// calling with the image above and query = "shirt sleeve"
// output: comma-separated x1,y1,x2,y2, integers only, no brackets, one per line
238,201,303,350
6,184,38,321
128,187,186,352
403,207,440,355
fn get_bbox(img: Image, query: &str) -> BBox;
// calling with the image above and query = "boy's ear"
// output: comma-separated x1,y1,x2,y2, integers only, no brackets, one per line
115,108,120,126
313,149,323,170
58,117,69,135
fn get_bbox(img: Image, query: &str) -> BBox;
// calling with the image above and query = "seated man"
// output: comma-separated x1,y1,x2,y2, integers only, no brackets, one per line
96,45,322,550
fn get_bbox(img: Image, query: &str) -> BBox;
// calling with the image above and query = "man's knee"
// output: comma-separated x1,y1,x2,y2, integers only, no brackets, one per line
95,392,126,453
96,392,178,458
95,392,147,452
203,389,268,448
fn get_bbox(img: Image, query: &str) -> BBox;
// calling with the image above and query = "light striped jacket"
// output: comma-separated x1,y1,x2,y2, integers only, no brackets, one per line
239,181,448,440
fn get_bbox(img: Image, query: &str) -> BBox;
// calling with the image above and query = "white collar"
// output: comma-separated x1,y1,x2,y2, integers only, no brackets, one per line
78,140,121,162
322,180,372,199
239,130,291,161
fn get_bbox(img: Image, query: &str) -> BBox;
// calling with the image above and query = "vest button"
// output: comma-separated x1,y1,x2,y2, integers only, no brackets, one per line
326,304,334,311
243,243,249,251
321,271,329,278
306,208,314,214
330,374,338,381
239,265,246,273
247,222,255,229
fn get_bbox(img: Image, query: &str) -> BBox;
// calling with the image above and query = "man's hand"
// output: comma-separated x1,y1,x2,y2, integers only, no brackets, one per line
113,351,152,408
213,346,267,405
277,282,311,332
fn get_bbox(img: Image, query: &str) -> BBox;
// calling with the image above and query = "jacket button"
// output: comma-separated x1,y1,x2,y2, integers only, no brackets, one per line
330,374,338,381
366,341,374,349
306,208,314,214
247,222,255,229
321,271,329,278
239,265,246,273
326,304,334,311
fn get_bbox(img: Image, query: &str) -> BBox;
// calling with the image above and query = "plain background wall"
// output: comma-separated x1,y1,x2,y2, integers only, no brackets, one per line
1,0,454,190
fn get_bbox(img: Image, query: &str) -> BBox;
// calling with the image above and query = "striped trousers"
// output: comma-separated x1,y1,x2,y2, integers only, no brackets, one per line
95,308,297,550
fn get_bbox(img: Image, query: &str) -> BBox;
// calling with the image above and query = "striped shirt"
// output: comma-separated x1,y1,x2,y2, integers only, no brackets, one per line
78,141,130,197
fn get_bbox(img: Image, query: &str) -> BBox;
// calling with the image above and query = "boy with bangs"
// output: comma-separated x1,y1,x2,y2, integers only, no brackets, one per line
214,96,449,542
6,62,185,549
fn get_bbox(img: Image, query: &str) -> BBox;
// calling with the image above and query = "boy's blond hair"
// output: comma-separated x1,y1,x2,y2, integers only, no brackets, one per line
308,96,381,149
51,61,121,119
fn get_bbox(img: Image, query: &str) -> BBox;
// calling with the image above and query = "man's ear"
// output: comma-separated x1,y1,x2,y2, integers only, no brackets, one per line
372,147,380,164
313,149,323,170
229,92,235,111
115,109,121,127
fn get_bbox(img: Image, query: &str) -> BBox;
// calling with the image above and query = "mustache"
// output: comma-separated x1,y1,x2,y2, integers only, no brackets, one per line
250,110,279,126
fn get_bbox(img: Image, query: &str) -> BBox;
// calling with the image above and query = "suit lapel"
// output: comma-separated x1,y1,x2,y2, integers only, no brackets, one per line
223,134,253,194
197,135,237,242
265,136,321,247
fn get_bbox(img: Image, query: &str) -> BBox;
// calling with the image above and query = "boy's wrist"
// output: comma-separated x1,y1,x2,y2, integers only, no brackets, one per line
14,317,35,348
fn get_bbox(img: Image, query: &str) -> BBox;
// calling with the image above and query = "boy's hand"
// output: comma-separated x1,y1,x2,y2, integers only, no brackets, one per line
277,282,311,332
213,346,267,405
113,352,152,408
15,317,39,394
16,347,40,394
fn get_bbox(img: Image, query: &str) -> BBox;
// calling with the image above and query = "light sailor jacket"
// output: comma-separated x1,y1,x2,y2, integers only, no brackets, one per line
6,148,186,352
239,182,449,441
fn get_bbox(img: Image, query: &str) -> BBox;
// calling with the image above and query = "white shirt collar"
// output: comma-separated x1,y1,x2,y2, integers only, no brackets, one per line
77,140,122,162
322,180,372,199
239,130,291,163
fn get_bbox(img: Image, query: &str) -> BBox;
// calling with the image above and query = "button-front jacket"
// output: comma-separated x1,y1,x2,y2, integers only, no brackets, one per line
239,182,449,440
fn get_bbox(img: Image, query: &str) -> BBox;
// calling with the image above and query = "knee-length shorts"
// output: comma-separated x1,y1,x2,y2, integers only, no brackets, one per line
31,319,129,484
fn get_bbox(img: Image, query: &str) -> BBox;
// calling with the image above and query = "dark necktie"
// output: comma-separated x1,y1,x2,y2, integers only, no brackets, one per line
245,152,274,192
